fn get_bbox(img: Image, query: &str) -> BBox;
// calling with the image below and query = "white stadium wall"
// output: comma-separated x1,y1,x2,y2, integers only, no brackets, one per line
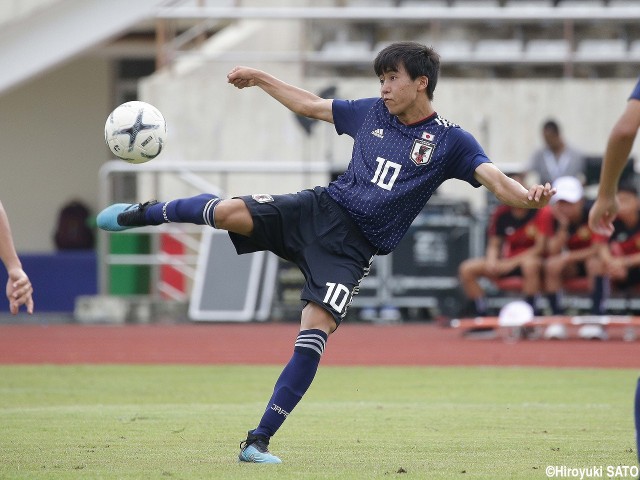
0,56,112,252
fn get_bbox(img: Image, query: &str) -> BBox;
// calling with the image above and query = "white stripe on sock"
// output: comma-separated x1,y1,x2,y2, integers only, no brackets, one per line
294,342,323,356
294,333,326,355
203,198,220,227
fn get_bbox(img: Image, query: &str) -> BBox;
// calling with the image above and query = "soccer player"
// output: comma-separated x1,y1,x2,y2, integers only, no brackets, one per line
587,77,640,466
458,173,552,317
97,42,555,463
0,200,33,314
589,77,640,237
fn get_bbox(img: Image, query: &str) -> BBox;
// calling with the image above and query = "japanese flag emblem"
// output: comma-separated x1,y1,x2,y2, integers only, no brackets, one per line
421,131,435,141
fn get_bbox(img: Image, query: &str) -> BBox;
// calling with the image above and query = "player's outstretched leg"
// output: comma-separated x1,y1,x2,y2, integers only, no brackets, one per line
97,194,220,232
239,327,329,464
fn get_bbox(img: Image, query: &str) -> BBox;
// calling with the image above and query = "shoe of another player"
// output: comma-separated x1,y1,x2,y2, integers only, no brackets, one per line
238,430,282,464
96,201,158,232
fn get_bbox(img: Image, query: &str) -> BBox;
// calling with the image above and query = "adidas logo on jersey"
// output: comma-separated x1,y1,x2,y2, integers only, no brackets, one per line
371,128,384,138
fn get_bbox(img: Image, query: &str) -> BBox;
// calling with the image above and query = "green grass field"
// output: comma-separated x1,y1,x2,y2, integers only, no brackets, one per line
0,365,636,479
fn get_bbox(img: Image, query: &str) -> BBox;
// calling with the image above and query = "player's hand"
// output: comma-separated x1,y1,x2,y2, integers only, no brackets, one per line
526,182,555,206
6,267,33,314
227,66,260,89
588,195,618,237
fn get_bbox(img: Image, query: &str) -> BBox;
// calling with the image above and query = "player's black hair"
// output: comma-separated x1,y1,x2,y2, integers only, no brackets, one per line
373,41,440,101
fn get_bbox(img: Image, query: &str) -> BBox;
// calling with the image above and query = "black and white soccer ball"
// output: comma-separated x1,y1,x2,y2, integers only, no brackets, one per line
104,101,167,164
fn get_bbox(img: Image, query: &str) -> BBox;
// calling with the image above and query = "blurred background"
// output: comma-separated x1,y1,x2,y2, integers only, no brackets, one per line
1,0,639,323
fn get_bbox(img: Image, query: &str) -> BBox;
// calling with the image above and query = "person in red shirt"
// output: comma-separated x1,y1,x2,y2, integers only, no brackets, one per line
459,173,552,316
544,176,608,314
591,183,640,294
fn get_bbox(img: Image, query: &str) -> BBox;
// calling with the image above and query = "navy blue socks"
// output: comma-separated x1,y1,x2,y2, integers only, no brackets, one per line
144,194,220,226
634,378,640,462
253,329,328,438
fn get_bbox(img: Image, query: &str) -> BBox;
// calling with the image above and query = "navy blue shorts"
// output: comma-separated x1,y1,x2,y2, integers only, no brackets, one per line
228,186,377,325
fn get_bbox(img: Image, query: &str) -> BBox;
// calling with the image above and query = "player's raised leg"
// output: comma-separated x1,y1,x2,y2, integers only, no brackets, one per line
97,195,253,236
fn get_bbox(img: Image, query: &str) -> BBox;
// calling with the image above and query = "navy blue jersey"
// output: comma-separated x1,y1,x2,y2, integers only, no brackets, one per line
326,97,490,254
631,77,640,101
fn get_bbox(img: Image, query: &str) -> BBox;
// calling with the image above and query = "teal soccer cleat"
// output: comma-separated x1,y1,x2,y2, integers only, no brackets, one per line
238,430,282,464
96,201,158,232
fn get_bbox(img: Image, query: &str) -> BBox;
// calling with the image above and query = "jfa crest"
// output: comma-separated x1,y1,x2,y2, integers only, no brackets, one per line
410,139,434,166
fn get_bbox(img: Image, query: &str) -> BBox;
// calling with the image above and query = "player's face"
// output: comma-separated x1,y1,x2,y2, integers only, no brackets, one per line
379,64,428,123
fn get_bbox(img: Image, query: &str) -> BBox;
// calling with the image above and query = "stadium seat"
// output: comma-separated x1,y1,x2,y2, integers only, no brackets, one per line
575,39,627,61
434,40,473,61
494,275,590,294
453,0,501,7
400,0,449,7
556,0,605,7
505,0,554,6
319,40,372,60
607,0,640,6
629,40,640,60
474,39,523,60
494,276,524,292
525,39,571,61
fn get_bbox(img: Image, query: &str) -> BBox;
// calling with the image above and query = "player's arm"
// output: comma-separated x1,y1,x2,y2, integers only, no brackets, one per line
474,163,555,208
0,201,33,314
589,98,640,235
227,66,334,123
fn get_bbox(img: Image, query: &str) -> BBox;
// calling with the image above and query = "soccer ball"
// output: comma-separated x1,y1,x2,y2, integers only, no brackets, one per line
104,101,167,164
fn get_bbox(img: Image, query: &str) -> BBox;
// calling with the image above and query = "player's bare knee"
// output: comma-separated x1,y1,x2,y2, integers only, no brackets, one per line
214,199,253,235
301,302,337,335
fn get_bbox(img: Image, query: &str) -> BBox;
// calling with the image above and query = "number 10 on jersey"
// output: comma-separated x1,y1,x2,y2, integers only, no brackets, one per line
371,157,401,191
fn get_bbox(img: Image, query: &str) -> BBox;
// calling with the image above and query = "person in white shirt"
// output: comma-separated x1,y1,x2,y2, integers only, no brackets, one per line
528,119,586,185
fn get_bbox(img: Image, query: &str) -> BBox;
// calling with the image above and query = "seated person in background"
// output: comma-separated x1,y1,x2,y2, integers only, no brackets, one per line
543,176,607,315
591,183,640,298
459,173,552,317
528,119,586,185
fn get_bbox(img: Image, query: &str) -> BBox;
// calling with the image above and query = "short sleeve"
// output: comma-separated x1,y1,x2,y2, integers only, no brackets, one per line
332,98,379,138
630,77,640,101
444,128,491,187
